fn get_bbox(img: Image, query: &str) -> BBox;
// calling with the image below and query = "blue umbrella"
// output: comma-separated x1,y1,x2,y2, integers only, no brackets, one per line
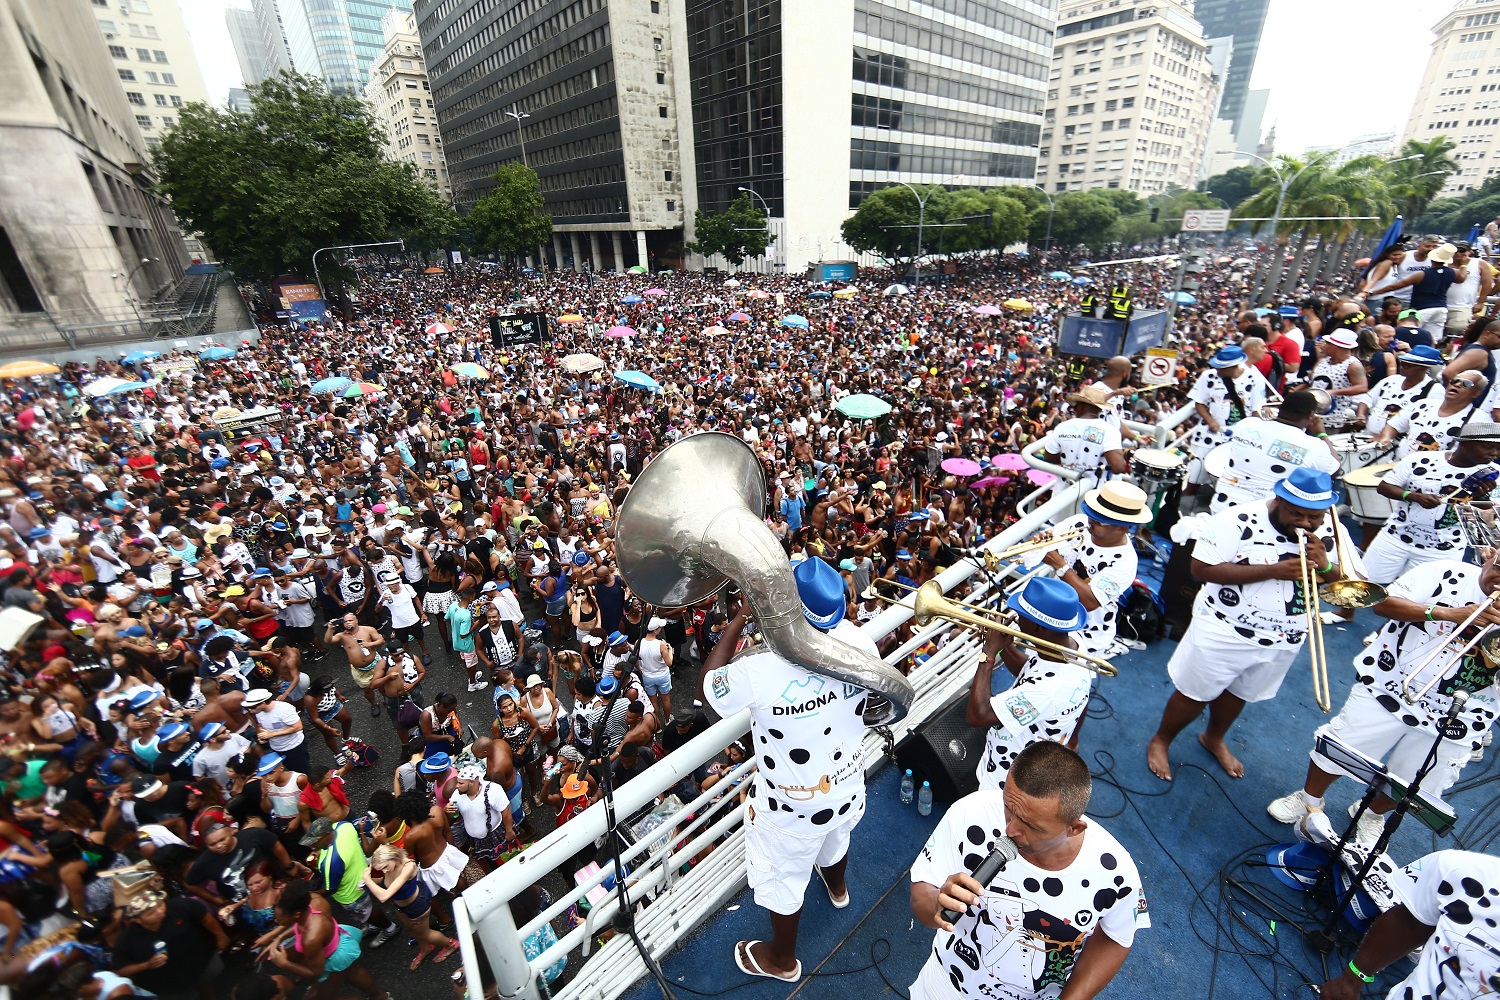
1171,291,1197,305
199,346,236,360
1467,222,1482,245
615,370,662,393
1071,275,1093,286
620,294,645,305
780,314,810,328
1048,271,1072,280
808,290,832,298
1362,215,1403,279
99,380,151,396
311,376,352,395
122,350,160,364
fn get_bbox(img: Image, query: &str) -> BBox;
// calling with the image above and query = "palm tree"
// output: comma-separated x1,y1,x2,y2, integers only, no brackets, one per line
1384,137,1458,220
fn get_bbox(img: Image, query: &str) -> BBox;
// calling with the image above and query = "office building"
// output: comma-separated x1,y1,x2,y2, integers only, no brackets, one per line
1038,0,1220,195
1191,0,1269,137
250,0,296,78
1401,0,1500,198
365,10,450,203
252,0,413,95
226,5,276,86
1235,86,1268,153
227,87,253,112
0,0,188,345
91,0,210,147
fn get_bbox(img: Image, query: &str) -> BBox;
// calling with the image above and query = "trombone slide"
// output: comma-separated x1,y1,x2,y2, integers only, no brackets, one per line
1402,589,1500,705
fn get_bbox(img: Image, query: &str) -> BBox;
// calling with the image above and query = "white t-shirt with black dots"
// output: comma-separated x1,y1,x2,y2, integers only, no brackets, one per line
1357,560,1500,750
704,620,879,833
1037,418,1121,486
1395,849,1500,1000
1193,499,1316,647
1019,514,1136,656
1386,396,1477,460
1209,416,1340,513
1378,451,1477,552
910,790,1149,1000
978,651,1093,791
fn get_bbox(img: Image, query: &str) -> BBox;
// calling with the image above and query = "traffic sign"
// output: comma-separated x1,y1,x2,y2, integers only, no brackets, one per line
1141,347,1179,386
1181,210,1231,232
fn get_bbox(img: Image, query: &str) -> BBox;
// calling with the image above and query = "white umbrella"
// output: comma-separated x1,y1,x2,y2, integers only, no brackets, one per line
883,283,911,296
83,377,150,397
723,278,742,288
561,352,606,374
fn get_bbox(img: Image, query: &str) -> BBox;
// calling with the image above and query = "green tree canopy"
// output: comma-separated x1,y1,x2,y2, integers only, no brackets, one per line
467,162,553,261
1042,192,1121,249
1202,166,1257,209
940,189,1030,253
686,194,770,265
154,74,457,282
1382,137,1458,221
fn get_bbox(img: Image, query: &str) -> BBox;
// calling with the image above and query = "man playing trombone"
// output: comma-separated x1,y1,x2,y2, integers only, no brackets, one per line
1267,550,1500,844
1147,469,1344,781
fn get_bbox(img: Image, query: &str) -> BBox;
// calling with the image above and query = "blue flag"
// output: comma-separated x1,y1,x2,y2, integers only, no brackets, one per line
1467,222,1482,244
1362,215,1403,279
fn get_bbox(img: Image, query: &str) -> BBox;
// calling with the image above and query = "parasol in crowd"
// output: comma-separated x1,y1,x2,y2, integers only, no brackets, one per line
626,265,649,274
426,322,456,336
726,311,752,322
561,353,605,374
1171,291,1197,305
199,346,236,360
83,377,150,397
723,278,742,287
615,370,662,393
883,283,911,296
604,325,637,339
973,304,1002,316
1071,275,1093,286
780,314,809,328
644,288,668,297
941,457,982,477
1002,298,1034,311
745,289,770,299
620,294,645,305
557,314,585,324
0,360,59,378
1048,270,1072,280
343,382,385,397
1027,469,1057,487
834,393,893,419
992,453,1029,471
970,476,1011,490
311,376,352,395
450,363,490,379
700,325,730,337
122,350,160,364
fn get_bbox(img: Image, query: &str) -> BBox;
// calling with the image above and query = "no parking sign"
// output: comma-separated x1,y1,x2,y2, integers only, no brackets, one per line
1141,347,1178,386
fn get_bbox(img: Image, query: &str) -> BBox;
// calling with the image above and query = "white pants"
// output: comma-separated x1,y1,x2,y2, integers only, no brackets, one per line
743,797,863,915
1416,306,1448,342
1167,615,1301,703
1309,683,1471,803
1361,529,1453,586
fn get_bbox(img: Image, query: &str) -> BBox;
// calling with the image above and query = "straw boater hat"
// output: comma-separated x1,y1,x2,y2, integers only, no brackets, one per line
1065,384,1114,410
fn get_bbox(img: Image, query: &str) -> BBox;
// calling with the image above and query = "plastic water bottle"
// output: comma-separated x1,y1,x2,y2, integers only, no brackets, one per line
917,780,933,816
900,769,915,805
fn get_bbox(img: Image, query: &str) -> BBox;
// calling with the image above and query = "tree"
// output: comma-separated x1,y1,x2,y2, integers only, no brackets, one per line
1202,166,1257,210
685,194,770,266
940,190,1030,253
841,185,956,268
1043,192,1121,249
466,163,553,262
1383,137,1458,220
154,74,456,282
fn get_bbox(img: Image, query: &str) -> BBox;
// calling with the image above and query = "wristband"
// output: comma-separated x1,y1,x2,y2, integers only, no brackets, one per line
1347,960,1375,984
1426,605,1436,621
1318,561,1333,574
1402,489,1411,501
1317,432,1329,439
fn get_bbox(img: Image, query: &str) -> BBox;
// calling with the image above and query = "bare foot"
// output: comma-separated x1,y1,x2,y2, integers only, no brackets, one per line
1146,736,1173,781
1198,733,1245,778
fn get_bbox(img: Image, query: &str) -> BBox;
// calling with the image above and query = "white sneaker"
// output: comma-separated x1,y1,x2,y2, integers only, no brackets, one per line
1348,803,1386,845
1267,790,1314,824
466,679,482,692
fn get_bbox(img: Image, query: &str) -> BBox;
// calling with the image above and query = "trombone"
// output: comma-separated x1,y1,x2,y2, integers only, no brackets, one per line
970,526,1089,573
1297,521,1389,712
1401,589,1500,705
872,578,1118,676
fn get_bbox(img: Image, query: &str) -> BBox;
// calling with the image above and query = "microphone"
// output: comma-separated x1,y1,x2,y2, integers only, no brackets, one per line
1441,690,1470,742
940,835,1018,926
1449,690,1470,718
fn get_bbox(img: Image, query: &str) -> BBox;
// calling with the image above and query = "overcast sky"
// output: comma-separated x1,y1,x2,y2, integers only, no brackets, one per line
180,0,1433,156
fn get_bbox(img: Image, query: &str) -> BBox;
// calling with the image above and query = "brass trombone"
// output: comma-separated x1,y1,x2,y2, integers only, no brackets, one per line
871,578,1118,676
1297,521,1389,712
972,526,1089,572
1402,589,1500,705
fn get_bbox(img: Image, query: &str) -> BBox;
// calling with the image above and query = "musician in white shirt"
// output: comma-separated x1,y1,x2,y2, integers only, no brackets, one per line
1184,346,1269,495
1038,385,1126,488
1361,345,1444,436
1209,391,1340,513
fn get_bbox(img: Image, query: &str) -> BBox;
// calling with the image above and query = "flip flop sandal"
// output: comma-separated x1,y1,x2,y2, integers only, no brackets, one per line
411,945,433,971
733,940,801,982
434,939,460,964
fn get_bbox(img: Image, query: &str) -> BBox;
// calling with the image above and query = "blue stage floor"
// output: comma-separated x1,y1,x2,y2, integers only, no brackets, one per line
624,601,1500,1000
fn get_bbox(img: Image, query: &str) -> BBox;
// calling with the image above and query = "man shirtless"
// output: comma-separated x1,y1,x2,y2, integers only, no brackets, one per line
394,789,468,922
369,652,424,745
323,613,385,717
191,678,251,736
250,639,305,704
613,700,660,761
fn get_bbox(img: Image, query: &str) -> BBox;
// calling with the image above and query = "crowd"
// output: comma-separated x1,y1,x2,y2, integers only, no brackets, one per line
0,234,1482,1000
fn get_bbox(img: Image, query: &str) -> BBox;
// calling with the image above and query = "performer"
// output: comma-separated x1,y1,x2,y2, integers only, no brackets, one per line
1147,469,1344,781
1097,355,1142,443
966,576,1094,790
1361,421,1500,584
1037,385,1127,487
1184,346,1268,496
1360,344,1444,435
909,742,1149,1000
1319,849,1500,1000
1018,481,1149,657
1306,330,1369,428
1374,371,1488,460
702,557,882,983
1209,390,1340,513
1268,553,1500,844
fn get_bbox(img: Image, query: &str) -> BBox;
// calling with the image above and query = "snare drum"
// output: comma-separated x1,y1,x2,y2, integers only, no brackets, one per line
1343,462,1397,525
1131,448,1185,490
1326,433,1388,478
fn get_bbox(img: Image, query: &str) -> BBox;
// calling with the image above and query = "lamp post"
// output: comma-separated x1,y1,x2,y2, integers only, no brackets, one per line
889,181,936,284
1031,184,1056,253
505,106,531,169
118,256,156,327
736,185,774,272
312,240,406,306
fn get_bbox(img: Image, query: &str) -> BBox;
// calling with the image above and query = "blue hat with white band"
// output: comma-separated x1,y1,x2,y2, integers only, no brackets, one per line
1011,576,1087,632
1209,346,1246,369
793,557,846,630
1273,468,1339,510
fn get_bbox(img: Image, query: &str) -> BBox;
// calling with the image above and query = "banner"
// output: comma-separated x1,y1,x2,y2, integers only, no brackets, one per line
490,312,551,348
1058,309,1169,359
280,283,326,321
152,357,197,380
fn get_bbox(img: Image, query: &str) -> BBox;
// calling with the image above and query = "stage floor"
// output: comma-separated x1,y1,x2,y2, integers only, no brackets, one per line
623,599,1497,1000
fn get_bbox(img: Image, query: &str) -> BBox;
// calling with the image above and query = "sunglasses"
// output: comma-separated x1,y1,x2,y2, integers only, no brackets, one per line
1452,379,1478,389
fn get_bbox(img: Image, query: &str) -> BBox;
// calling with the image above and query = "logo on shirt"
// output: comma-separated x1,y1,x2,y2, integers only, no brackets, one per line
710,667,730,700
775,675,837,716
1264,441,1309,465
1007,694,1040,727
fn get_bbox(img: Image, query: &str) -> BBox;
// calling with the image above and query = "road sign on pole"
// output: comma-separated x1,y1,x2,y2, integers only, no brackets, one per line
1181,210,1232,232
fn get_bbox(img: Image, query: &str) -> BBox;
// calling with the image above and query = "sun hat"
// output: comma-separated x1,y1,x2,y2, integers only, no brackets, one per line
1082,481,1153,526
572,550,591,566
127,690,158,711
1273,469,1339,510
155,722,189,742
1320,329,1358,350
125,890,167,917
1459,421,1500,441
255,752,285,776
525,674,544,688
1065,384,1114,409
792,557,846,629
1265,842,1332,891
1209,346,1247,369
1428,243,1457,265
418,752,452,776
561,774,587,799
297,817,335,846
647,616,668,631
242,688,274,708
1011,576,1087,632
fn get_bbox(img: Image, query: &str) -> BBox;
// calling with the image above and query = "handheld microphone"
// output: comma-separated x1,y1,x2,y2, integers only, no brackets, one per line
940,835,1018,926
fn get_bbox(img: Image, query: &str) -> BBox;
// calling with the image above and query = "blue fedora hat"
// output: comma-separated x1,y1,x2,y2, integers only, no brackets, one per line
1265,842,1331,891
1273,468,1339,510
255,752,285,776
793,557,846,630
1011,576,1087,632
418,752,452,775
1209,346,1246,369
155,722,189,743
1397,344,1443,366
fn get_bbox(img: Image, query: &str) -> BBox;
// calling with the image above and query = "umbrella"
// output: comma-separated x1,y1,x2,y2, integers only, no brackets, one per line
644,288,667,297
1354,257,1372,267
199,346,236,360
627,265,649,274
833,287,857,298
450,363,490,379
726,311,752,322
426,322,456,336
1071,275,1093,286
122,350,160,364
1215,256,1232,264
833,393,893,419
700,325,730,337
992,453,1028,471
973,304,1002,316
1361,215,1403,279
1048,270,1072,280
723,278,742,287
941,457,982,477
311,376,353,395
1026,469,1057,487
83,377,149,397
745,290,770,299
0,360,59,378
615,370,662,393
561,353,605,374
969,476,1011,490
780,314,809,328
557,314,585,324
883,283,911,296
424,267,445,274
604,325,638,339
1231,258,1254,267
1003,298,1034,311
1171,291,1197,305
620,294,645,305
343,382,385,397
808,290,832,299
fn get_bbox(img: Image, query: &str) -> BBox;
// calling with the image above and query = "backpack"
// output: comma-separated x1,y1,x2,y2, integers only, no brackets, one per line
1116,582,1165,644
341,737,380,768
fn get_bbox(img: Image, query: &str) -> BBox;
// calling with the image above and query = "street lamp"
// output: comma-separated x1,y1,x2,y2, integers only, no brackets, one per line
118,257,156,326
1031,184,1056,253
312,241,406,306
736,185,774,271
505,106,531,169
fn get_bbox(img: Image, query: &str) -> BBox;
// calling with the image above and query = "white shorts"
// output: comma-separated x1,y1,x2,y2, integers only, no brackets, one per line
1416,306,1448,341
1361,529,1451,587
1309,683,1471,803
743,797,864,916
1167,616,1300,703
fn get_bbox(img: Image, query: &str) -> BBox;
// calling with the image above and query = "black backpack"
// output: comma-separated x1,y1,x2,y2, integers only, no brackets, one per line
1116,583,1165,644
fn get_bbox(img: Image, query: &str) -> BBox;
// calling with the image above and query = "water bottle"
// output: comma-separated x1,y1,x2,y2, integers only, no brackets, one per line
917,780,933,816
900,769,915,805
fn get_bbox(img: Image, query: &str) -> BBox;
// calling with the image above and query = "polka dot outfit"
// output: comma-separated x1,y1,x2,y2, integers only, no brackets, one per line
1363,452,1477,585
1386,395,1478,461
1392,850,1500,1000
1364,373,1440,437
1185,367,1268,459
909,790,1148,1000
977,650,1093,791
1309,356,1360,427
1019,513,1138,657
1036,418,1121,488
1208,416,1341,514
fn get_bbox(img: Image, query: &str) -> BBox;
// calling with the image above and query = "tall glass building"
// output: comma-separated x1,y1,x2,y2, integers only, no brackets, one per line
253,0,413,93
1190,0,1269,135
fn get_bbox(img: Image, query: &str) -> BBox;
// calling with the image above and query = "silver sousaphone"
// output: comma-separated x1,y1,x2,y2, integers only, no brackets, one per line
614,432,916,725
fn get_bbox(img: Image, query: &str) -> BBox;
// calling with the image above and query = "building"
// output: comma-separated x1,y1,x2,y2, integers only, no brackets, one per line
250,0,295,79
1191,0,1269,137
226,5,276,87
0,0,189,346
1236,86,1268,153
252,0,413,95
1311,131,1397,168
365,10,449,203
227,87,253,112
1038,0,1220,195
1402,0,1500,198
91,0,210,148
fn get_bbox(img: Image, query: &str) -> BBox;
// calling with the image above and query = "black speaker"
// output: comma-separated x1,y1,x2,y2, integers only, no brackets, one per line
1160,538,1200,638
895,692,986,803
488,312,503,348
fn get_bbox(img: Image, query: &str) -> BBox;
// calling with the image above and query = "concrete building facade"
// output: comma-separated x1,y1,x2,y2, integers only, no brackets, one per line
1402,0,1500,198
227,5,276,87
1038,0,1219,195
91,0,210,149
0,0,189,347
365,10,451,203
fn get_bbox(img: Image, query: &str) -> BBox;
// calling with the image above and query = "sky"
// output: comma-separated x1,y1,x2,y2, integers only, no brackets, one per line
178,0,1435,157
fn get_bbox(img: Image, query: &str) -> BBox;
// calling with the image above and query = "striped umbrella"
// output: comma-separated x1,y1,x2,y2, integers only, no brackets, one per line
426,321,456,336
343,382,385,397
311,376,352,395
450,363,490,379
726,311,752,322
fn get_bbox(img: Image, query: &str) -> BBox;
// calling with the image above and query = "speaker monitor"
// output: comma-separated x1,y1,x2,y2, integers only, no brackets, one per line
894,691,986,803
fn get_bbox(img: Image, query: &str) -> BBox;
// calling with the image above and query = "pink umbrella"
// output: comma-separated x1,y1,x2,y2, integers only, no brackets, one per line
745,290,771,299
969,476,1011,490
992,453,1028,471
644,288,668,297
941,457,982,477
604,325,637,338
726,311,752,322
973,304,1002,316
425,322,456,336
1026,469,1057,487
